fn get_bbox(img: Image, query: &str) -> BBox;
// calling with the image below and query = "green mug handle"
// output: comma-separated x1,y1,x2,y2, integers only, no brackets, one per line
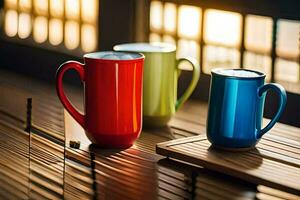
175,58,200,110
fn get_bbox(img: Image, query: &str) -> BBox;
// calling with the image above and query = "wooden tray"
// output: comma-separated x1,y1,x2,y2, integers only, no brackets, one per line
156,134,300,195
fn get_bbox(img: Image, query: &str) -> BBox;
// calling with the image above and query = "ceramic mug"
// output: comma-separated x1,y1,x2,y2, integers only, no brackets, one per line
114,43,200,127
207,68,287,150
56,52,144,148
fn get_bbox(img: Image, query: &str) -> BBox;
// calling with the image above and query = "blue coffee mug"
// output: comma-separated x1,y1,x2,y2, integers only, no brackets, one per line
207,68,287,149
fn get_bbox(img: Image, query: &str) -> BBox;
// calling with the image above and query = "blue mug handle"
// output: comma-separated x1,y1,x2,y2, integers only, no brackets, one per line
257,83,287,138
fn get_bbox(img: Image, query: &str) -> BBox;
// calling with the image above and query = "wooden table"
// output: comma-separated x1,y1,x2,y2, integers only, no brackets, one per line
0,69,299,200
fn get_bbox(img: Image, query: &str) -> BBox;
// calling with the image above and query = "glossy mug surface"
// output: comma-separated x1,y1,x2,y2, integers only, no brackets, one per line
56,52,144,148
207,68,287,149
114,43,200,127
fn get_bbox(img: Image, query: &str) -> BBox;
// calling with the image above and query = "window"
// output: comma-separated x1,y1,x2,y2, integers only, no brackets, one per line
149,1,201,70
275,20,300,83
149,0,300,84
203,9,242,73
244,15,273,81
3,0,98,53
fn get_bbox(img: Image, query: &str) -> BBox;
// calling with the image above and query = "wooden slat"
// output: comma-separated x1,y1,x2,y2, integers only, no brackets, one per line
156,135,300,195
257,186,300,200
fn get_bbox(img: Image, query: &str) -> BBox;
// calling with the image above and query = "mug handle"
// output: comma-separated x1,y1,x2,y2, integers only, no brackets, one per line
56,61,85,128
175,58,200,110
257,83,287,138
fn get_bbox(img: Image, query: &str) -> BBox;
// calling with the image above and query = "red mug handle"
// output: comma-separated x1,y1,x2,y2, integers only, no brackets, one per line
56,61,85,127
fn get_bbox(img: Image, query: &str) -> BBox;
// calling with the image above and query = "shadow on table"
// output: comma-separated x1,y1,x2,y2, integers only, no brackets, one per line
142,125,176,140
158,158,257,199
207,146,263,170
88,145,159,200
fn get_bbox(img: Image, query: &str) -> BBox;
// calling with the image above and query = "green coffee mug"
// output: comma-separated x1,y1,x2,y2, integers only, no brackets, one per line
114,43,200,127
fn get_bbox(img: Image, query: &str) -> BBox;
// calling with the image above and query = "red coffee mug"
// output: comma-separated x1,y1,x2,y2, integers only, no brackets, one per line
56,52,144,148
